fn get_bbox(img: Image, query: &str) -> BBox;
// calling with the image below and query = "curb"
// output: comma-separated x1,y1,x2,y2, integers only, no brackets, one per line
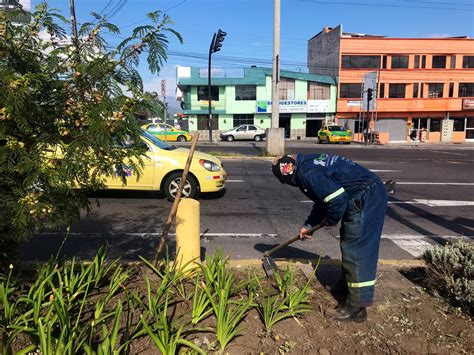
227,258,425,269
15,258,425,271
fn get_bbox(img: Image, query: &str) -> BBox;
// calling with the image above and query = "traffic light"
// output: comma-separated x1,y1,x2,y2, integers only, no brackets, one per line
367,88,373,101
212,29,227,53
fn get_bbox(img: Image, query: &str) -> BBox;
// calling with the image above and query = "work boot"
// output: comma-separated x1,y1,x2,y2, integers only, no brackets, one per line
328,303,367,323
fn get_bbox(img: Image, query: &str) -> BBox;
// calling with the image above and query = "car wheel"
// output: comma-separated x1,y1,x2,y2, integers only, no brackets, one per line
226,135,234,142
164,172,197,201
177,135,187,142
254,135,262,142
318,137,322,144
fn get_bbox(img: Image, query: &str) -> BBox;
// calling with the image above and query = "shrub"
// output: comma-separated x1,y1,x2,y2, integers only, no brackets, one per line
423,242,473,316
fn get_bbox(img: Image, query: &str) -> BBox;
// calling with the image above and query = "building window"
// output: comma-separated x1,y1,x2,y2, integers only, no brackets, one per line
278,78,295,100
450,55,456,69
420,83,424,98
427,83,444,98
308,82,330,99
449,83,454,97
379,83,385,98
429,119,442,132
413,83,419,98
462,56,474,68
414,55,420,69
198,86,219,101
413,118,428,130
421,55,426,69
450,118,465,132
233,114,254,126
391,55,409,69
235,85,256,100
432,55,447,69
382,55,387,69
341,55,381,69
340,83,362,98
388,84,406,98
459,83,474,97
197,114,218,130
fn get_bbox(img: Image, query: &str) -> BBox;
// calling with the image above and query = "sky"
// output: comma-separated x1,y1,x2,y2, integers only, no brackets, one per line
30,0,474,105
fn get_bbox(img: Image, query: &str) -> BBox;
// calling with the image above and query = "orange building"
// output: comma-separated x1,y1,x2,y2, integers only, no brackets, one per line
308,25,474,143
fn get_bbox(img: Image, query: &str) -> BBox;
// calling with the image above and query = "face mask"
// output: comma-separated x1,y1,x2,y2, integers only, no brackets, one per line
272,155,297,185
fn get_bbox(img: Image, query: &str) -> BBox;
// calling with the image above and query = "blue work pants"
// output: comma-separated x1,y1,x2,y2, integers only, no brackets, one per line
339,180,388,307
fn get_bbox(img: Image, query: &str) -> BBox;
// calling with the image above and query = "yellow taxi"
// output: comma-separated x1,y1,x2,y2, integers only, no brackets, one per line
317,125,352,144
142,123,192,142
104,131,226,200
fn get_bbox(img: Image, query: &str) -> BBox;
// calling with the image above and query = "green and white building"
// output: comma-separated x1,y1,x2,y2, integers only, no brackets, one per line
176,66,337,140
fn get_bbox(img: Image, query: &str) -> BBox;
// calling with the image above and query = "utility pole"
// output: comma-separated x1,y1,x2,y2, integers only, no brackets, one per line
69,0,82,68
69,0,79,52
271,0,280,129
265,0,285,156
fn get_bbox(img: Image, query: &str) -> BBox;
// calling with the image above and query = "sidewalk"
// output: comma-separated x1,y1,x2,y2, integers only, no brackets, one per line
189,139,474,149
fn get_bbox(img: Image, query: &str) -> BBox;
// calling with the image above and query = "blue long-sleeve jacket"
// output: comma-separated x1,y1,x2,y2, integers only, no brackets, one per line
291,154,381,226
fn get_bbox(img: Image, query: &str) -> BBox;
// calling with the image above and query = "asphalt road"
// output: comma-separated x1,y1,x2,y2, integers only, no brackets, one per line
21,142,474,262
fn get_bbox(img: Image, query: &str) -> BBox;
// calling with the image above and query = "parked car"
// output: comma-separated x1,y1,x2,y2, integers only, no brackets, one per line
220,125,266,142
142,123,192,142
104,131,226,200
317,125,352,144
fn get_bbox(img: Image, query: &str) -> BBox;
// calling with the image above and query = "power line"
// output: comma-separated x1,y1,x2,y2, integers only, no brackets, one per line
300,0,474,11
119,0,188,31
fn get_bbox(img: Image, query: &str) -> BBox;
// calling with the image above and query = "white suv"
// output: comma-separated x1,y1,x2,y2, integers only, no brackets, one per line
220,125,266,142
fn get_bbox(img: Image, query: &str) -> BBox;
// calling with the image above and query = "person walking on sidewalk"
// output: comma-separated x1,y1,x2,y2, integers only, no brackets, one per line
271,154,388,322
409,129,418,146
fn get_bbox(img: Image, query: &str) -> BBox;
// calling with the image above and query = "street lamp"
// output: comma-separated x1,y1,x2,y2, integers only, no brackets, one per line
208,29,226,142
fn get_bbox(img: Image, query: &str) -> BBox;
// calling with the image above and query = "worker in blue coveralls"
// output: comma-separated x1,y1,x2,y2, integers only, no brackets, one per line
272,154,388,322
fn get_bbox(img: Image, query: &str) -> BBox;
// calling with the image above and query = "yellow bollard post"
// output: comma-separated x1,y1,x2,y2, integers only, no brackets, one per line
175,198,201,274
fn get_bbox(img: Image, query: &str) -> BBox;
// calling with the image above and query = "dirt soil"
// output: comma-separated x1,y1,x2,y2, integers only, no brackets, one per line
191,264,474,355
9,263,472,354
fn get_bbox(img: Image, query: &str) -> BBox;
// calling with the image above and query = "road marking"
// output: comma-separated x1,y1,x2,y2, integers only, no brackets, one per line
336,234,472,257
430,150,468,156
413,199,474,207
370,169,401,172
38,232,279,238
302,199,474,207
397,182,474,186
387,201,423,205
226,179,245,183
34,233,471,259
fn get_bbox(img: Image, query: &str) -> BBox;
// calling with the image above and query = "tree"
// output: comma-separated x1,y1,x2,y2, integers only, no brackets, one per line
0,3,182,265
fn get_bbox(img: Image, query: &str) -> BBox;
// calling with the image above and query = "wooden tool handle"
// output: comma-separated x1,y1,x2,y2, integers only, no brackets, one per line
264,223,325,257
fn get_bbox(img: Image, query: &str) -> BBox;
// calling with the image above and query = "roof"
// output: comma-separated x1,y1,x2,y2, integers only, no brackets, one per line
177,67,337,87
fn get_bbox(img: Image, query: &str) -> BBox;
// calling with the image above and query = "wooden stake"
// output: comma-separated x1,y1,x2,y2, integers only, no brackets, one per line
153,131,200,265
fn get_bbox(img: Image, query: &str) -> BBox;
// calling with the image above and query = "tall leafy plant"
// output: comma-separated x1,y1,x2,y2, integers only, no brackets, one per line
0,2,182,265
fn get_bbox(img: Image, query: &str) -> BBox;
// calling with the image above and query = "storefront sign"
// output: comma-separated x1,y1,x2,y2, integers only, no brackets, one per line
347,100,362,107
257,100,331,113
307,100,331,112
462,99,474,110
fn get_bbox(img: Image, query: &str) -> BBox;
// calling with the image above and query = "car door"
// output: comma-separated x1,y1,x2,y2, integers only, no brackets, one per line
104,139,154,190
235,125,247,140
247,125,258,139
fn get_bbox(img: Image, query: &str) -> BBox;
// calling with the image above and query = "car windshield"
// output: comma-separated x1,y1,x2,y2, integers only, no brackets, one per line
328,126,345,132
141,130,177,150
